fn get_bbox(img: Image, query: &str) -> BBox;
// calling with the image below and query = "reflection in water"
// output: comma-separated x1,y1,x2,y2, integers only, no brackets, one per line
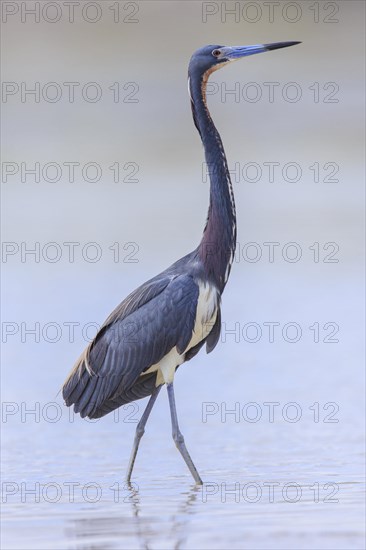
65,482,201,550
162,485,200,550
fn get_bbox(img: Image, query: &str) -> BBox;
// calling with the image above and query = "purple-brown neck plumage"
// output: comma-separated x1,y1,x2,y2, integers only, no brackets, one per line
189,70,237,292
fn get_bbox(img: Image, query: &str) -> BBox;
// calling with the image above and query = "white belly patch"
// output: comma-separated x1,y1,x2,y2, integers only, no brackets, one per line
143,281,218,385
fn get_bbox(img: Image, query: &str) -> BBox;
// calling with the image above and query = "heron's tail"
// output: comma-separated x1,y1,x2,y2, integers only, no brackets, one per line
62,349,97,418
87,372,159,418
62,351,159,419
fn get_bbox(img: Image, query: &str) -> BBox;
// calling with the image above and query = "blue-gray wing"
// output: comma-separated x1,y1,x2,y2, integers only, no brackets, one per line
62,273,199,418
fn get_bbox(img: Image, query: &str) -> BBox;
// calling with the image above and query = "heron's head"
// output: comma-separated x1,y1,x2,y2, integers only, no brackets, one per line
188,42,301,80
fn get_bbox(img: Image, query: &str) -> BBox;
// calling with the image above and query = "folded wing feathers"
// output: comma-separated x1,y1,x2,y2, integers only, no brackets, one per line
62,274,200,418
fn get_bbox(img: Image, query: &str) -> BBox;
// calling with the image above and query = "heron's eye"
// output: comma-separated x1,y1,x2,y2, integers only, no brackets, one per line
212,49,221,58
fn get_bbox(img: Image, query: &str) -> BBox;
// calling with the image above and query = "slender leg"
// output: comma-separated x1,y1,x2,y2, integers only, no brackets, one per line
167,382,203,485
126,385,162,482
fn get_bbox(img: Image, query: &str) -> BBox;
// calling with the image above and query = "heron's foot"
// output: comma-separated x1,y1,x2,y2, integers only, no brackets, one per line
172,428,203,485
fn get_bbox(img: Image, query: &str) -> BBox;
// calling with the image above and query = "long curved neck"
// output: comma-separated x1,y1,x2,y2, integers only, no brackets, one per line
189,69,237,292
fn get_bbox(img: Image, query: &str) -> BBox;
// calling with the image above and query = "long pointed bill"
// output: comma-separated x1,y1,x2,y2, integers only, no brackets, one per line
221,41,301,60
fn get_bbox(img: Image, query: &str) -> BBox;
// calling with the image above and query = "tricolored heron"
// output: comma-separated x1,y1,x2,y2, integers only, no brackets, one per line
63,41,300,484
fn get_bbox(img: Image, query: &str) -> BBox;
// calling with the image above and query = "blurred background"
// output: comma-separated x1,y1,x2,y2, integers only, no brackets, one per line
1,1,365,549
